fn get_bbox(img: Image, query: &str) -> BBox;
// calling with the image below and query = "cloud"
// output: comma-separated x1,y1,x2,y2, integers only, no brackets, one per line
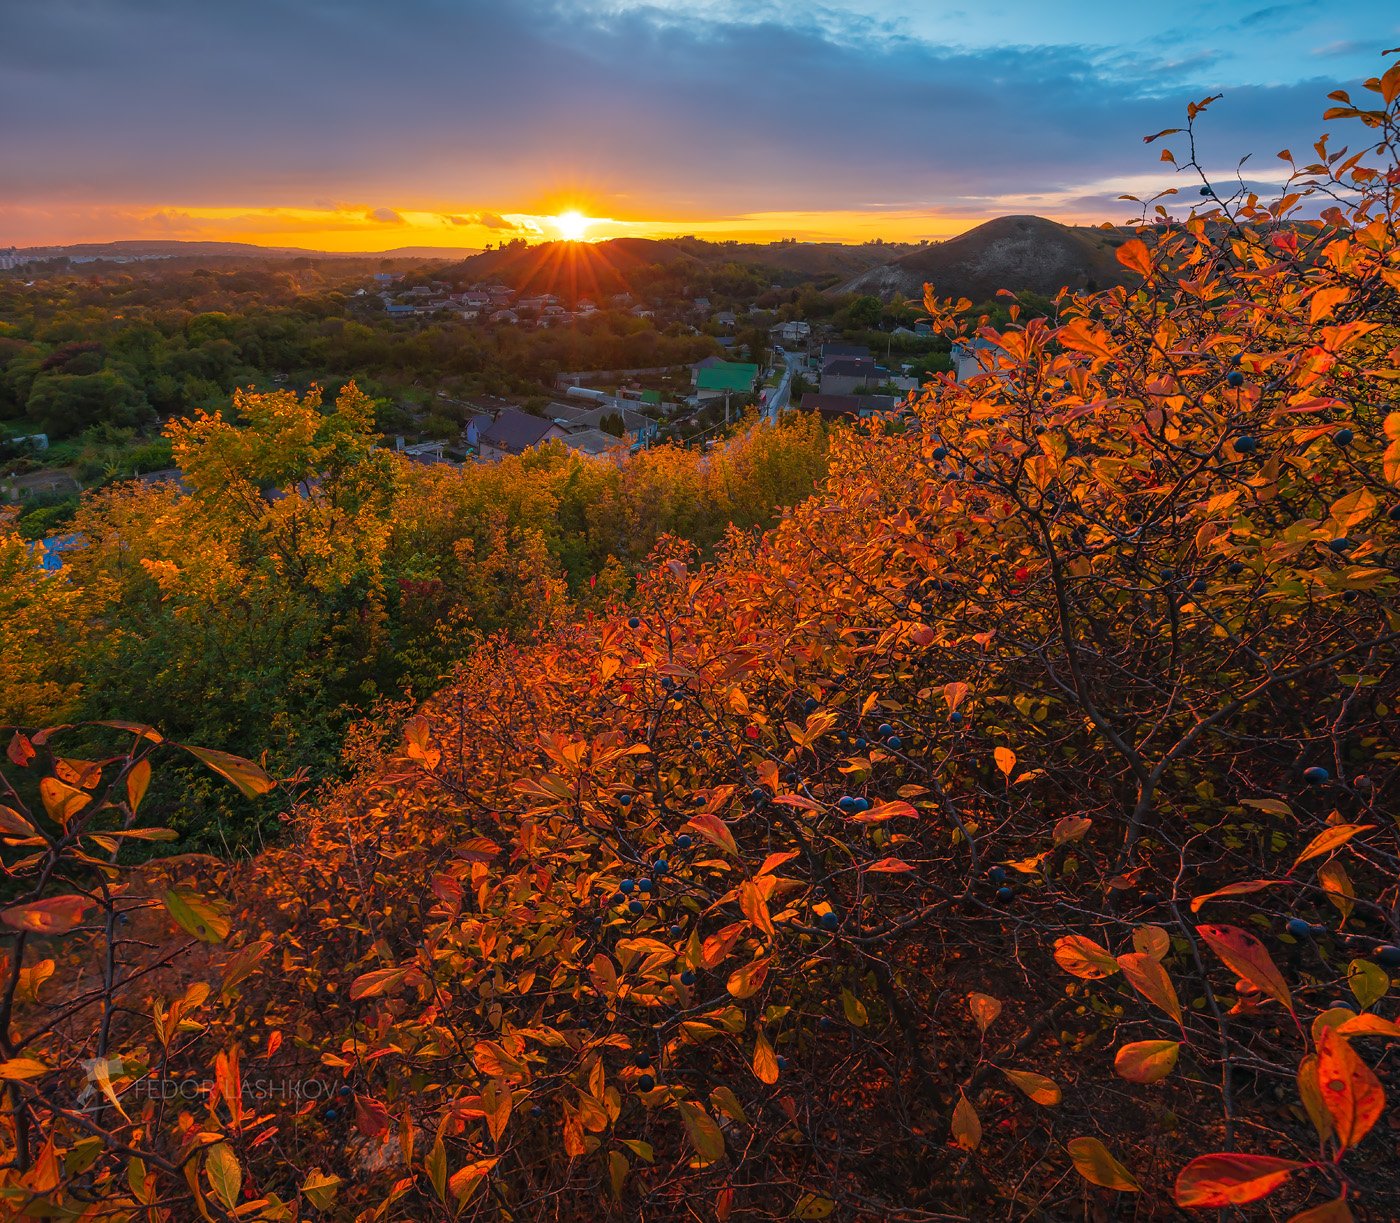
444,211,521,230
0,0,1386,239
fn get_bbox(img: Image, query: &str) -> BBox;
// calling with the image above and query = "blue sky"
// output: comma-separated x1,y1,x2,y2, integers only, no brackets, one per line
1,0,1395,247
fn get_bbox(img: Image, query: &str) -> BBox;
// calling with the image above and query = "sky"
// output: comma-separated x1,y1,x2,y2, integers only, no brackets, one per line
1,0,1395,251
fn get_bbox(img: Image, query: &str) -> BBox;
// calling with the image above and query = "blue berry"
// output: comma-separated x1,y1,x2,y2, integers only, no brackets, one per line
1329,999,1358,1013
777,1056,789,1071
1233,435,1258,454
1327,538,1353,553
620,878,636,894
339,1085,352,1097
639,878,653,893
878,723,894,738
855,737,868,750
853,797,870,813
988,866,1007,883
628,617,640,629
819,911,839,931
634,1051,651,1067
653,859,669,875
1373,946,1400,968
1226,370,1244,387
618,793,632,806
1334,428,1353,446
1304,766,1330,783
932,446,948,460
950,711,964,725
325,1108,338,1120
1286,917,1313,938
637,1074,655,1092
677,834,693,850
803,697,819,713
996,886,1014,902
669,924,683,938
628,899,644,916
838,796,857,813
680,970,696,986
887,736,902,750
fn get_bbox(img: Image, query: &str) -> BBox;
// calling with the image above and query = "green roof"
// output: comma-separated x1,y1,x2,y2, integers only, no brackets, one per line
696,361,759,393
641,389,662,404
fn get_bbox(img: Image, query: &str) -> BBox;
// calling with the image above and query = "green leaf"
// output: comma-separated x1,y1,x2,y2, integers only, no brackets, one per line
204,1142,242,1211
181,744,274,799
676,1101,725,1166
164,889,231,944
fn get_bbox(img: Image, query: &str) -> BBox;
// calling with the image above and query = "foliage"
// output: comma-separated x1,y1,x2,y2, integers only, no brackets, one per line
1,389,827,845
3,66,1400,1220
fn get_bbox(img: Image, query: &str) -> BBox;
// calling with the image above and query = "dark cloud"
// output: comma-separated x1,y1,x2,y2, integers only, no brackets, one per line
0,0,1379,223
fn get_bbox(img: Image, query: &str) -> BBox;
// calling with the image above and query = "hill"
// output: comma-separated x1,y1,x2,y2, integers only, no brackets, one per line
837,213,1137,302
12,239,481,262
438,236,915,295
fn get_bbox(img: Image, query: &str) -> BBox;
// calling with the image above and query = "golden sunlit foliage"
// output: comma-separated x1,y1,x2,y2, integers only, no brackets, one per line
2,65,1400,1220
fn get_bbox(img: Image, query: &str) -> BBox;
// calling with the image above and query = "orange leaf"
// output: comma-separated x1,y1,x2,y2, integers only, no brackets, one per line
685,813,738,856
726,956,771,999
993,747,1016,778
849,800,916,824
1197,924,1293,1012
1117,952,1183,1026
752,1031,778,1084
967,992,1001,1034
1190,879,1283,912
1174,1153,1306,1207
1053,935,1120,980
1315,1025,1384,1151
864,857,915,874
1116,237,1153,277
1292,824,1372,872
0,895,94,935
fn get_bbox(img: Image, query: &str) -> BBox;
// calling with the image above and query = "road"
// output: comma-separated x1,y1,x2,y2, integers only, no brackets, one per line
762,352,804,422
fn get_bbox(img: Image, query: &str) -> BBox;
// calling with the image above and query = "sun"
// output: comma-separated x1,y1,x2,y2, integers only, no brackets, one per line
552,210,592,242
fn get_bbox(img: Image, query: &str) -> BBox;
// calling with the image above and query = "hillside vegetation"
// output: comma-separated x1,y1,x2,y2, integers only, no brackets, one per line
2,73,1400,1221
838,214,1137,304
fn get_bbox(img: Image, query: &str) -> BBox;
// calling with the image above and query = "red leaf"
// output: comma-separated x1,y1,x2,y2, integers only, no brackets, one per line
1315,1025,1384,1151
1175,1153,1308,1207
0,895,95,935
1197,924,1293,1012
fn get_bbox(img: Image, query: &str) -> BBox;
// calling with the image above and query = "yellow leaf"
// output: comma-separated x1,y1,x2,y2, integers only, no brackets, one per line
1001,1068,1061,1106
1113,1040,1179,1084
677,1101,725,1165
951,1090,981,1150
1067,1137,1141,1191
993,747,1016,778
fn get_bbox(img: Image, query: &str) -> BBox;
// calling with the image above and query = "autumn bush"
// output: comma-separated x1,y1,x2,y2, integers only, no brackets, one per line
2,66,1400,1220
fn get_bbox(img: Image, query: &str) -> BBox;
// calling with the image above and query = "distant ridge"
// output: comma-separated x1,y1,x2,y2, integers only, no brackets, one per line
438,237,914,294
836,215,1136,302
8,239,482,261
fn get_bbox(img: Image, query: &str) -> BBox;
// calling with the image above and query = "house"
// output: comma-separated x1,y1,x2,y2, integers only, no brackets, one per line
489,309,519,324
694,360,760,402
951,338,1001,383
560,428,626,457
800,393,900,420
566,405,659,446
711,310,737,331
770,320,810,345
820,343,870,368
384,302,414,318
820,357,880,395
477,409,570,461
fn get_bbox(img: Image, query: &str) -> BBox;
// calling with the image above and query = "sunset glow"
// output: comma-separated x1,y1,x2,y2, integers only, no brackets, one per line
550,210,593,242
